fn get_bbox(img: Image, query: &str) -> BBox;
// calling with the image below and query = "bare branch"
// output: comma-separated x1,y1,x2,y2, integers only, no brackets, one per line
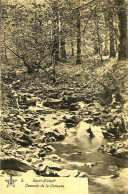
5,45,24,59
83,0,100,33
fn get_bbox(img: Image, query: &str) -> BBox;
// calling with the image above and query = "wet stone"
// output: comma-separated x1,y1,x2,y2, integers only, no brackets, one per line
38,150,46,158
2,144,12,150
26,158,32,163
2,117,10,122
16,148,30,155
40,117,45,121
10,109,19,115
0,157,33,172
25,98,37,106
23,127,31,134
17,139,31,147
29,121,41,128
43,98,63,109
69,103,81,111
17,115,26,124
57,169,80,177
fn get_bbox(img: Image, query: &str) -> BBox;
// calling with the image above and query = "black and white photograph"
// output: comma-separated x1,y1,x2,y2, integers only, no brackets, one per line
0,0,128,193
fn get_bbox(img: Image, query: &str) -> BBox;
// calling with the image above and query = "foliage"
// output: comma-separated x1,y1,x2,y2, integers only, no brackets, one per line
1,0,127,75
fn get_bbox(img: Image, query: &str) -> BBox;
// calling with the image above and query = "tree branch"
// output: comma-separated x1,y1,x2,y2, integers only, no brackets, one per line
5,45,24,60
83,0,100,33
37,53,49,65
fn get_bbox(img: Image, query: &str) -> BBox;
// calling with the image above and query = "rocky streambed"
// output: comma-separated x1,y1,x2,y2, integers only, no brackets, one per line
1,91,128,193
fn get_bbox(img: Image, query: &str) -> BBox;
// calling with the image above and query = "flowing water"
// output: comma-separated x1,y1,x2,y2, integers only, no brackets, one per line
39,107,128,193
51,125,128,193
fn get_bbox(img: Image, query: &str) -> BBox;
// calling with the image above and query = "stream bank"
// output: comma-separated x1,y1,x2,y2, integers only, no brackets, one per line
1,93,128,193
1,59,128,193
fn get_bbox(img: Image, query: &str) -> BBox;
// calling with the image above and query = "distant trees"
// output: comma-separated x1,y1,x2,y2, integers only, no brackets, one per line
1,0,127,77
52,1,59,63
60,15,67,60
102,0,117,58
115,0,127,60
2,1,52,73
103,0,127,60
107,8,116,58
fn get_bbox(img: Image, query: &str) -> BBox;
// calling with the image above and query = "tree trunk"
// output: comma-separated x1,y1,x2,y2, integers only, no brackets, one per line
60,36,66,59
115,0,127,60
3,32,8,62
71,42,74,56
76,8,81,64
97,28,103,62
103,4,116,58
23,60,34,74
108,13,116,57
103,18,109,56
94,16,103,62
52,3,59,62
60,17,66,60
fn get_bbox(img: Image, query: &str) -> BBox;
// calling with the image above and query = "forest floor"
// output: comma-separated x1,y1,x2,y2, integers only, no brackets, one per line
1,56,128,193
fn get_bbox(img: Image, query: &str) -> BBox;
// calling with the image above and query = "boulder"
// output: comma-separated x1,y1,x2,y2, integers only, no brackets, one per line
64,115,81,128
76,121,103,138
0,157,33,172
2,116,10,122
29,121,41,129
24,114,34,122
38,150,46,158
17,115,26,124
25,97,37,106
44,123,66,141
41,160,62,171
36,160,63,176
16,148,30,155
115,148,128,158
76,121,90,138
69,103,81,111
23,127,31,134
91,126,104,138
17,139,31,147
42,145,55,152
10,109,19,115
37,143,47,148
99,140,128,158
43,98,63,109
26,158,32,163
17,134,32,146
20,134,32,143
40,117,45,121
84,118,93,124
2,144,12,150
106,115,126,136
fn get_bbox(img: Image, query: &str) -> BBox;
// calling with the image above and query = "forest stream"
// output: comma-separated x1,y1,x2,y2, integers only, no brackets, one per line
37,103,128,194
1,91,128,194
1,63,128,193
52,127,128,193
1,0,128,193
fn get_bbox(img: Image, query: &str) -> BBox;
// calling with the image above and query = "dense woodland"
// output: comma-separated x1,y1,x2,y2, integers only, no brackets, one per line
1,0,127,72
1,0,128,193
